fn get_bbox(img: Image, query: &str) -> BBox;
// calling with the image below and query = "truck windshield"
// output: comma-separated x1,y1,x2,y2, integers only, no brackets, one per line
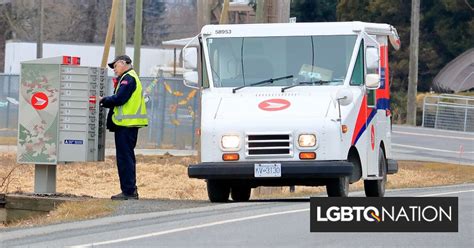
206,35,357,88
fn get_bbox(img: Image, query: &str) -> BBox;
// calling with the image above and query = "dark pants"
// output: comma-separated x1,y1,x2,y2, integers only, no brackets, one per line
114,127,139,195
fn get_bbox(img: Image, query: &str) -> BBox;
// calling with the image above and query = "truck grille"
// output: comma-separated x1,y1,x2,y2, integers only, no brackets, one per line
246,134,292,157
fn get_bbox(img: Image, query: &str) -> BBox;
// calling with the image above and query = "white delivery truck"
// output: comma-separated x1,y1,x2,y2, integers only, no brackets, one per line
184,22,400,202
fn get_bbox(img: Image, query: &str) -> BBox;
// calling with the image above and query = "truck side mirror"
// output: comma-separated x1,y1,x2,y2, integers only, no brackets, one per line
365,74,380,89
336,88,353,106
182,35,200,89
365,47,380,89
183,71,199,89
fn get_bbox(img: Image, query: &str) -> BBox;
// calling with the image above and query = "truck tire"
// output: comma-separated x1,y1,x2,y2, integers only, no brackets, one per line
231,187,251,202
207,180,230,202
348,153,362,183
326,176,349,197
364,148,387,197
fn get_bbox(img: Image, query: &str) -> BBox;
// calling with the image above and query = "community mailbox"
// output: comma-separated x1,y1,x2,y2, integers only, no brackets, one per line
17,56,107,164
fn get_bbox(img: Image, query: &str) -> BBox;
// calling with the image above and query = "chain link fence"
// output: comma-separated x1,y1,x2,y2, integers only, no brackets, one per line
0,74,19,135
0,74,199,150
422,94,474,133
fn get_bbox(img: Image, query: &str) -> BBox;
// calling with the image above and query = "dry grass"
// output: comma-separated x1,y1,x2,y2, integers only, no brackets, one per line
0,153,207,200
387,161,474,188
1,153,473,200
5,199,118,228
0,137,17,145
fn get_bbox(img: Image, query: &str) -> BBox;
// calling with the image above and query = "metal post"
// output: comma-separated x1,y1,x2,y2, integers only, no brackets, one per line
148,79,155,143
36,0,44,59
158,80,167,147
464,99,468,132
34,164,56,194
434,96,440,129
152,82,158,146
421,96,426,128
173,48,177,77
5,75,11,128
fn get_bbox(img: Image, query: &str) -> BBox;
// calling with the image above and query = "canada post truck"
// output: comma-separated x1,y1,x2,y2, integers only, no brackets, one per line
184,22,400,202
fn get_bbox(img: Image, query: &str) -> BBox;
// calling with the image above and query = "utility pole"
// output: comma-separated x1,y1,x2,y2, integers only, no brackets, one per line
36,0,43,59
101,0,119,68
115,0,126,56
133,0,143,74
277,0,290,23
256,0,265,23
219,0,230,24
197,0,211,30
407,0,420,125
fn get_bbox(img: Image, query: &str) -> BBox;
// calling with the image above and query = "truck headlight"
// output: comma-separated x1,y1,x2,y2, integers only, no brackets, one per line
298,134,316,147
221,135,240,150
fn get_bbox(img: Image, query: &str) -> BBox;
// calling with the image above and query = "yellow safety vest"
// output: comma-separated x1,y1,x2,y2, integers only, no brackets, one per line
112,69,148,127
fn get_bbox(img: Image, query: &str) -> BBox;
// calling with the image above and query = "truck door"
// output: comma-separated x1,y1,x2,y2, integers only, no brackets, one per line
363,33,380,177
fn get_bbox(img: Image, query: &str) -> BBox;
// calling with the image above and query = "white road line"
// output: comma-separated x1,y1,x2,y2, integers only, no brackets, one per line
392,143,474,154
393,131,474,141
69,208,310,248
419,189,474,197
70,186,474,247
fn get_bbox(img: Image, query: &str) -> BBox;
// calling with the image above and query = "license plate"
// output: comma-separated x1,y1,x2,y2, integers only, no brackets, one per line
254,163,281,178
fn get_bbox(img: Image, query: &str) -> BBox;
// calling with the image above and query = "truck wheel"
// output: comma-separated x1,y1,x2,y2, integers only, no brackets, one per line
348,153,362,183
231,187,251,202
326,176,349,197
364,148,387,197
207,180,230,202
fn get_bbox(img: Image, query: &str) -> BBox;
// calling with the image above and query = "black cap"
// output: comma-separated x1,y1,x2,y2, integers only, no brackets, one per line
108,55,132,69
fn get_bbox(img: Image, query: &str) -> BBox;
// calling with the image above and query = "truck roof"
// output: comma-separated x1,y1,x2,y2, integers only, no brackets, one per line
201,21,400,49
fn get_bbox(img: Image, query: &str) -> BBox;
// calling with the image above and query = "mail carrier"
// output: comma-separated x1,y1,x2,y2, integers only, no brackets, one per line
185,22,400,202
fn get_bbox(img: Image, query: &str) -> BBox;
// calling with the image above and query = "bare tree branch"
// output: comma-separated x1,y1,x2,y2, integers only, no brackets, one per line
465,0,474,11
0,166,17,193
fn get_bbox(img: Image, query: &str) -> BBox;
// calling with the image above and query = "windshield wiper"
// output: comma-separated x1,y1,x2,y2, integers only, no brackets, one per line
232,75,293,93
281,80,339,92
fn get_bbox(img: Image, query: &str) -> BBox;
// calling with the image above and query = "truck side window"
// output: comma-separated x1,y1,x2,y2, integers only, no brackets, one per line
350,42,364,86
367,88,376,107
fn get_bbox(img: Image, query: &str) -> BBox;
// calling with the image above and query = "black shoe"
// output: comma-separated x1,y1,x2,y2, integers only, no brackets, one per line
111,192,139,200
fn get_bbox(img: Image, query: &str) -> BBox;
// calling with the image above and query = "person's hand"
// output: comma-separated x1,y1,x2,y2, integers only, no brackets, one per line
98,96,105,107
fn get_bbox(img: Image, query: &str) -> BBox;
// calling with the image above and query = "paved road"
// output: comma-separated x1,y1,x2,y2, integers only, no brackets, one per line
391,125,474,165
1,184,472,247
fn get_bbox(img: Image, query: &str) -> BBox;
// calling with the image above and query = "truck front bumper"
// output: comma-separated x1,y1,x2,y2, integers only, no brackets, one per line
188,160,353,180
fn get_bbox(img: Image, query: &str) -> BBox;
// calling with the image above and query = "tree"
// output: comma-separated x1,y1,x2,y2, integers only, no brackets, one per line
291,0,337,22
142,0,168,46
418,0,473,91
336,0,472,123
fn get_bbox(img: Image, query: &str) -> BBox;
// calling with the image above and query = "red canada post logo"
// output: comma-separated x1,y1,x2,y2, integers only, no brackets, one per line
31,92,49,110
258,99,291,111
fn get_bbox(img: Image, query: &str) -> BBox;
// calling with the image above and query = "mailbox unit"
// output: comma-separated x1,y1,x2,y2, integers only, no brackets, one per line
17,56,107,164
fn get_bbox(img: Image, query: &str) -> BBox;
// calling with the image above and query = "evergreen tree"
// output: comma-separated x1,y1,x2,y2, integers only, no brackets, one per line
291,0,337,22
